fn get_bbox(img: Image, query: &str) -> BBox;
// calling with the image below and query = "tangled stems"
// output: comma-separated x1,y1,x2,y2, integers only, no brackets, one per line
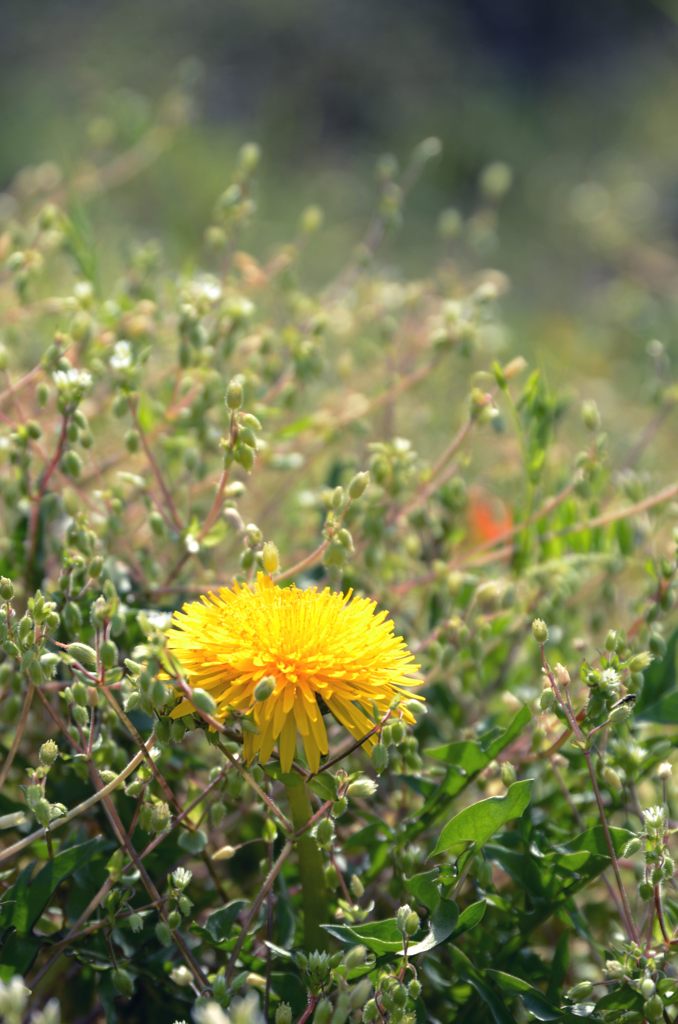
539,644,640,945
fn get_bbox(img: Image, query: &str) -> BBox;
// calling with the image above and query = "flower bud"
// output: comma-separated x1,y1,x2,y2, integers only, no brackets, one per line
582,400,601,432
169,965,192,987
627,651,653,673
212,844,237,861
226,379,243,410
315,818,334,847
371,744,389,774
0,577,14,601
531,618,549,644
346,777,378,800
313,998,332,1024
262,541,280,575
344,944,368,970
39,739,59,766
350,874,364,899
99,639,118,669
348,471,370,500
111,968,135,998
66,642,98,670
300,205,324,234
602,766,623,793
567,981,593,1001
554,663,570,686
254,676,276,701
644,995,664,1022
276,1004,293,1024
190,688,217,716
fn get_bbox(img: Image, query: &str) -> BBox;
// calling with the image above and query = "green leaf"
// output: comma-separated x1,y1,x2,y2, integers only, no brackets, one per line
636,629,678,723
2,837,104,935
321,918,403,955
448,947,517,1024
400,899,458,956
433,780,533,855
405,869,440,911
0,838,106,977
192,900,248,945
488,971,576,1022
453,899,486,936
566,825,634,858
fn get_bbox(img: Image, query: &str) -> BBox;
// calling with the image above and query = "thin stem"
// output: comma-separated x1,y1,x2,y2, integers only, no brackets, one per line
0,682,35,789
284,775,329,951
0,746,147,867
25,410,72,589
540,647,639,945
129,397,183,532
225,840,293,982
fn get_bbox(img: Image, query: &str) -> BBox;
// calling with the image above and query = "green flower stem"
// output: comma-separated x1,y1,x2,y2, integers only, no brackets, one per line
284,775,329,951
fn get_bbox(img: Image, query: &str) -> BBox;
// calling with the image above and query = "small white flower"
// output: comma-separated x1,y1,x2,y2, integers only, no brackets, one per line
185,533,200,554
53,367,93,390
172,867,192,889
0,976,30,1017
643,805,666,833
194,1002,231,1024
169,965,193,988
145,610,172,630
657,761,673,780
600,668,620,687
110,340,133,371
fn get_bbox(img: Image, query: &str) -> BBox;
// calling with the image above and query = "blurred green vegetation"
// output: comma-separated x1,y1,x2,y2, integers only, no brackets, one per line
2,0,678,461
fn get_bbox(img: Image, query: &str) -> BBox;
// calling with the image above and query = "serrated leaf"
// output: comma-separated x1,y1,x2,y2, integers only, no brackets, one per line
433,780,533,855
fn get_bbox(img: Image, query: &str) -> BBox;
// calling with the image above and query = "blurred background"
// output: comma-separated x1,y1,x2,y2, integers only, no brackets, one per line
2,0,678,415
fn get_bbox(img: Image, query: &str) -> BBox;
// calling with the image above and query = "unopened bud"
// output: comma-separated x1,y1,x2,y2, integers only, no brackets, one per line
344,944,368,970
346,777,378,800
567,981,593,1001
554,663,570,686
276,1004,293,1024
66,642,98,670
602,766,623,793
531,619,549,644
262,541,280,575
190,688,217,715
627,651,653,673
348,471,370,500
254,676,276,701
582,399,601,432
213,844,237,861
39,739,59,766
226,379,243,410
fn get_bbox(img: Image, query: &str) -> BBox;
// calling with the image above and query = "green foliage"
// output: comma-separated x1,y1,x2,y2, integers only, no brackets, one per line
0,90,676,1024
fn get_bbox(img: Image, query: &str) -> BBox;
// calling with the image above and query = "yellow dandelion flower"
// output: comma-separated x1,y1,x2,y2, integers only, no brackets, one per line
166,572,422,773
